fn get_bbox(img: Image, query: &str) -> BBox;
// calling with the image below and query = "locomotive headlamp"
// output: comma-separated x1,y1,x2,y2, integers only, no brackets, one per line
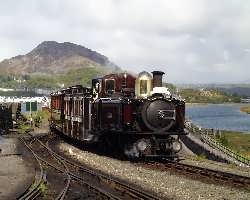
123,72,127,88
137,139,149,152
106,112,113,119
172,140,182,153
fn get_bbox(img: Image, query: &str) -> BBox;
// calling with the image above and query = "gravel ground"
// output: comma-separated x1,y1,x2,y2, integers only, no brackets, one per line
0,136,35,199
56,141,250,200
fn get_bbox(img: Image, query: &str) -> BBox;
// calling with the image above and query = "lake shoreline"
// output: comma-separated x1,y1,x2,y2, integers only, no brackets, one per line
186,104,250,133
186,102,250,105
240,106,250,114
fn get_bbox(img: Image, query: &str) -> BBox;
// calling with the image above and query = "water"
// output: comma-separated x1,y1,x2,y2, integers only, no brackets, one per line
186,104,250,132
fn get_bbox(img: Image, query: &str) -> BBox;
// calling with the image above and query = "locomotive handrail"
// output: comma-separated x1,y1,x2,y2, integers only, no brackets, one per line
185,121,250,167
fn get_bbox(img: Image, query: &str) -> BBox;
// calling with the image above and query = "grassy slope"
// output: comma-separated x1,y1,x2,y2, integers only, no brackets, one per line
0,66,110,89
220,131,250,159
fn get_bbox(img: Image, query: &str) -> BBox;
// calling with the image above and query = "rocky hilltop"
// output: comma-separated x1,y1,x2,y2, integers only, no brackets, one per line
0,41,120,89
0,41,119,75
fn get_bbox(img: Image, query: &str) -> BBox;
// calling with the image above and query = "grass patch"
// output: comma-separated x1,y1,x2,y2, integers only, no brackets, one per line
32,110,50,127
240,106,250,114
39,182,48,196
17,123,33,134
194,153,207,161
29,181,47,197
217,131,250,159
17,110,50,133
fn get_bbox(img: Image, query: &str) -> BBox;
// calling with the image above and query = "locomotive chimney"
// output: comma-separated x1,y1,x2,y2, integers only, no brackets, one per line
152,71,165,87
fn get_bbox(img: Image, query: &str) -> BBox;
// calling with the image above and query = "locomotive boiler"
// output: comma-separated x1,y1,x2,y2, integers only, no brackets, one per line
50,70,186,158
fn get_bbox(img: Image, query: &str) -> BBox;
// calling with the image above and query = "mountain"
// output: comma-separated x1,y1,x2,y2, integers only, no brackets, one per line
218,87,250,97
0,41,121,89
0,41,120,75
244,79,250,84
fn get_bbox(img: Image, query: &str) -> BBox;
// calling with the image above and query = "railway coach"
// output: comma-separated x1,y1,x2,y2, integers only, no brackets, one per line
50,70,186,158
0,103,21,133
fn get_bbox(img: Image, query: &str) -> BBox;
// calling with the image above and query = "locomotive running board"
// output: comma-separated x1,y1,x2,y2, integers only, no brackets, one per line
118,131,188,135
144,154,179,159
82,134,99,143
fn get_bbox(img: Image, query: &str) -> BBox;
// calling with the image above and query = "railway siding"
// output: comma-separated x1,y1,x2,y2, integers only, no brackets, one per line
55,139,250,200
22,133,163,200
180,132,229,163
183,121,250,167
18,137,46,200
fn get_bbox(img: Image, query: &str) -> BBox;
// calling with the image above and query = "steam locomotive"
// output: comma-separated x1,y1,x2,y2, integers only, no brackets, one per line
50,71,186,158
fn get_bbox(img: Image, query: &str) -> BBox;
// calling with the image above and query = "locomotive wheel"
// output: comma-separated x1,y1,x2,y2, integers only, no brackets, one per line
141,99,175,132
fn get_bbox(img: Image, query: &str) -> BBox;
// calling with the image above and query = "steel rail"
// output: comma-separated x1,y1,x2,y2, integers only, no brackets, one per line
44,140,71,200
17,137,45,200
28,138,70,200
45,140,161,200
32,152,122,200
31,137,123,200
144,160,250,190
27,134,71,200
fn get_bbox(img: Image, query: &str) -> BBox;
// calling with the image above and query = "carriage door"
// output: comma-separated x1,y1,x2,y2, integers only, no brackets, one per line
82,96,92,140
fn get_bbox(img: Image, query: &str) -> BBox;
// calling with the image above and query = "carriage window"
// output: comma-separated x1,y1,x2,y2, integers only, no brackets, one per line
105,79,115,92
140,80,148,94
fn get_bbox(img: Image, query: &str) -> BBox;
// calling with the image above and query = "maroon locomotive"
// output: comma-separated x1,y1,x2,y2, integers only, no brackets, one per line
50,70,186,158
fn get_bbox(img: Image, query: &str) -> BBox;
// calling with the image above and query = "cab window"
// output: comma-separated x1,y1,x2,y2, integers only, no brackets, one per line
105,79,115,93
140,80,147,94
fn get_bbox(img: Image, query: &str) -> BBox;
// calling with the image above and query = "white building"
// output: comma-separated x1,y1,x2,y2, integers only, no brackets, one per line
0,96,50,113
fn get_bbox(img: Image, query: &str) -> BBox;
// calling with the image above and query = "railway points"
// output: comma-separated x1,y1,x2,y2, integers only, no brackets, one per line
19,133,163,200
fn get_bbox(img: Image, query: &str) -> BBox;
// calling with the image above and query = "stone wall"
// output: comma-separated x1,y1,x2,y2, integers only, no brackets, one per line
180,133,229,163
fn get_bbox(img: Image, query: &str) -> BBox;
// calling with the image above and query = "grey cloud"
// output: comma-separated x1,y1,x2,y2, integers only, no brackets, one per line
0,0,250,83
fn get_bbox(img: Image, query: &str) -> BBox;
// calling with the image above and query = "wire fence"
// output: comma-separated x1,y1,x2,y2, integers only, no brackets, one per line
185,121,250,167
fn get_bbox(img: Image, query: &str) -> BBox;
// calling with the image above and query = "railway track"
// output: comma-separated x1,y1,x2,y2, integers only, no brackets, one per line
140,159,250,191
21,134,162,200
44,136,162,200
18,138,46,200
27,138,72,200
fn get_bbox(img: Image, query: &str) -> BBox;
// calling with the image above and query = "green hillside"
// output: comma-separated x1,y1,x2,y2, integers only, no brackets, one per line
180,88,241,103
0,67,108,89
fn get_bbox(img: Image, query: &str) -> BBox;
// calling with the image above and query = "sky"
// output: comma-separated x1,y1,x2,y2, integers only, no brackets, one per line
0,0,250,84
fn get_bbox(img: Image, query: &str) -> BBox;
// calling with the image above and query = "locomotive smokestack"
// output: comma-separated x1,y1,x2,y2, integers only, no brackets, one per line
152,71,165,87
